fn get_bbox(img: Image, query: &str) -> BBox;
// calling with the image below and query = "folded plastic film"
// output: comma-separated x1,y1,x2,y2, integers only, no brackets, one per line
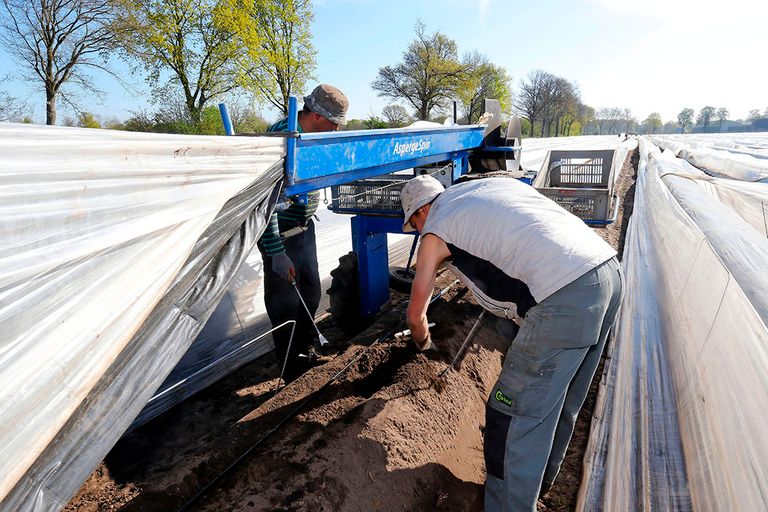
0,124,284,511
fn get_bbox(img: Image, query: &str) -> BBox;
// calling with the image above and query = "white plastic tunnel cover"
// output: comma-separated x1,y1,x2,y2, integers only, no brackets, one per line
0,124,284,511
578,138,768,511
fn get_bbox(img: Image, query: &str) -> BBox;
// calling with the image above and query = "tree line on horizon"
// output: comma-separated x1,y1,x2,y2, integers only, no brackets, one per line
1,2,766,136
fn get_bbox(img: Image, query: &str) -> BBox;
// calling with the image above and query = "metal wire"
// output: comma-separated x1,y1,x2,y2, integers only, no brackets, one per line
148,320,297,404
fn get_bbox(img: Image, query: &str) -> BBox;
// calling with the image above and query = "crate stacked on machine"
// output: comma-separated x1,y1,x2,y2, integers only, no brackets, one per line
534,149,617,222
330,175,409,215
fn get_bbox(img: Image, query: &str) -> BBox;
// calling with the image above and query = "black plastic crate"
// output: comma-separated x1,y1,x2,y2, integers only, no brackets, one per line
330,176,409,215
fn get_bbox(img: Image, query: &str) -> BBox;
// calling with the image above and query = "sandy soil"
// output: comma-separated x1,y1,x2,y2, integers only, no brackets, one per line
66,147,637,512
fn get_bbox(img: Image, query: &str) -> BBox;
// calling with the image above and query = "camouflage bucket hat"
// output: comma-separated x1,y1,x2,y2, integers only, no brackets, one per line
304,84,349,126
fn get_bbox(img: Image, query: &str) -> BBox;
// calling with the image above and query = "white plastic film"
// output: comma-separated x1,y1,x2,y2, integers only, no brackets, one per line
0,124,284,511
578,137,768,511
651,134,768,182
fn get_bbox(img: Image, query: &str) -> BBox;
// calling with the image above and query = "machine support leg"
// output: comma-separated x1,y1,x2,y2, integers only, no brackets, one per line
351,216,391,317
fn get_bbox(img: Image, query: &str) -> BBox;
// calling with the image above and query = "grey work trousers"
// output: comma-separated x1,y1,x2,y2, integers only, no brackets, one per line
484,257,623,512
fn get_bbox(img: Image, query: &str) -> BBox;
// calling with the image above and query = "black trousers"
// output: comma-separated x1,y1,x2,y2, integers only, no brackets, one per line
259,220,321,376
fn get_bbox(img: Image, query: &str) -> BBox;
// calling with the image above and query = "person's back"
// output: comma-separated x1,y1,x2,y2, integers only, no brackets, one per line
422,177,616,318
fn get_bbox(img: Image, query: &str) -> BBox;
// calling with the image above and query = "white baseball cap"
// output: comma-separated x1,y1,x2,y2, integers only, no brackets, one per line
400,175,444,232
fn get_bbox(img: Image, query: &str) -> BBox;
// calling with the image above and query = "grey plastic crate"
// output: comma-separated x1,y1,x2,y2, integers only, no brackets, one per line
538,187,610,220
536,149,617,222
330,176,409,215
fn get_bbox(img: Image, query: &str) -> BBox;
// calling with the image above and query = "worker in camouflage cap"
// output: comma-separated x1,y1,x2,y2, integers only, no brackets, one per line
302,84,348,128
258,84,349,382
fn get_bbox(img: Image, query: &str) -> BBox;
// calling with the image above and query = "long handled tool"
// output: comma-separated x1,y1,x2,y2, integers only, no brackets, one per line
437,310,486,379
291,281,329,347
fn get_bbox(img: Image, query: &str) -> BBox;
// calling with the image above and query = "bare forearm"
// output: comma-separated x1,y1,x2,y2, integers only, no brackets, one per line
406,310,430,347
406,235,449,349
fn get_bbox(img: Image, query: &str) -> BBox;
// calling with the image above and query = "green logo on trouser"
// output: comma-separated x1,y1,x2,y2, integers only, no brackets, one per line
494,389,514,407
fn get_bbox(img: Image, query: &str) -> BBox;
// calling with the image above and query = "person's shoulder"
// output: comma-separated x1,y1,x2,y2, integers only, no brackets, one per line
268,118,288,132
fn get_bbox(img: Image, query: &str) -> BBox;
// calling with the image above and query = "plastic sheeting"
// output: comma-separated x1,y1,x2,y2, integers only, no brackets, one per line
578,138,768,511
651,134,768,182
0,124,284,511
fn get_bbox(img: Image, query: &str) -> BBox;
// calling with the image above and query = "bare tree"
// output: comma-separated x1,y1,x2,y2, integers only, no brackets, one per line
514,69,551,136
0,0,126,125
620,108,636,133
371,21,465,120
544,77,579,137
0,76,27,121
381,104,411,127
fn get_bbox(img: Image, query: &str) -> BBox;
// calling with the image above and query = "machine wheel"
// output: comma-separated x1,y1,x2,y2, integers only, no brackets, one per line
328,252,372,336
389,266,415,294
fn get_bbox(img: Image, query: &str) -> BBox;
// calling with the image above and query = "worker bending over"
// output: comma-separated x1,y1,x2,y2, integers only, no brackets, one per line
258,84,349,381
400,175,623,512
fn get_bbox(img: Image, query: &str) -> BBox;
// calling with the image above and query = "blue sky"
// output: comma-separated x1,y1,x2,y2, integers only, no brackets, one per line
1,0,766,124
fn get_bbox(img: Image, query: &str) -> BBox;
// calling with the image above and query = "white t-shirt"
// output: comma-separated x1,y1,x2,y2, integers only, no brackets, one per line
422,178,616,318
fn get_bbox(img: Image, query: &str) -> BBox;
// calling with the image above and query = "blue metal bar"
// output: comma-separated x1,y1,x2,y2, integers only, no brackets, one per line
584,194,621,226
483,145,522,152
285,125,484,195
218,103,234,135
286,97,298,186
287,151,469,196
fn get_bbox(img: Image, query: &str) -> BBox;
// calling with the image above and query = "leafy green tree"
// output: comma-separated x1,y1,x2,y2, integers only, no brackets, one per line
372,21,464,120
362,115,388,130
677,108,694,133
121,0,240,124
643,112,662,134
21,115,33,123
520,117,532,136
748,109,762,122
103,117,125,130
716,107,728,130
578,104,595,135
77,111,101,128
381,104,411,127
696,106,716,129
121,110,155,132
343,119,365,131
220,0,315,115
1,0,127,125
456,52,511,124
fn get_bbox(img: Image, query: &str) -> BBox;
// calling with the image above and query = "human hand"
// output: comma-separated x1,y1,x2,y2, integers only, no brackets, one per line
271,252,295,282
414,332,436,352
